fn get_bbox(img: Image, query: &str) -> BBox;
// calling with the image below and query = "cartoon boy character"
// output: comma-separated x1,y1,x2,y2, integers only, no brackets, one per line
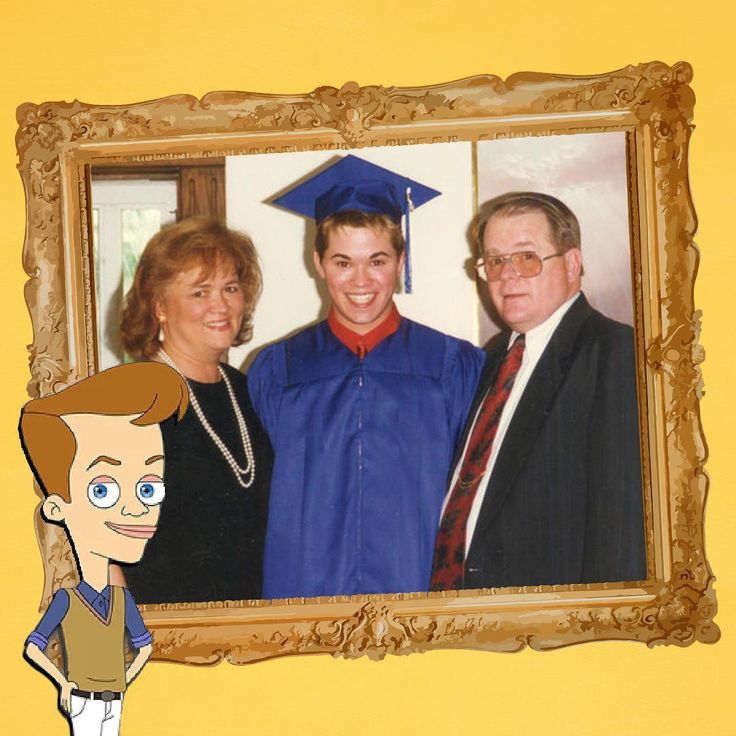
19,362,188,735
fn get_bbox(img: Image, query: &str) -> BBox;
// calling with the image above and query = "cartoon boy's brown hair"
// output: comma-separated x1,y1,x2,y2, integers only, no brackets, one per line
19,363,188,502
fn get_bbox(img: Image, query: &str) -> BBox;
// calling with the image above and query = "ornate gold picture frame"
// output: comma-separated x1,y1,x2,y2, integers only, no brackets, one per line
17,61,718,664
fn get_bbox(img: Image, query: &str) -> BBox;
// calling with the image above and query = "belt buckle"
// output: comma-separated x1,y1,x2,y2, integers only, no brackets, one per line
100,690,116,702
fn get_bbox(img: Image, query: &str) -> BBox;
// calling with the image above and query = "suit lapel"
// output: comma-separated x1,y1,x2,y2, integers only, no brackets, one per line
469,294,594,546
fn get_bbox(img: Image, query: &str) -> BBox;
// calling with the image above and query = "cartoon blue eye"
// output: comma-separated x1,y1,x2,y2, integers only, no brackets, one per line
136,479,165,506
87,479,121,508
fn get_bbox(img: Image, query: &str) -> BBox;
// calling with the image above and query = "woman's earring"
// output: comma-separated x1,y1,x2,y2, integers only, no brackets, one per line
158,317,166,343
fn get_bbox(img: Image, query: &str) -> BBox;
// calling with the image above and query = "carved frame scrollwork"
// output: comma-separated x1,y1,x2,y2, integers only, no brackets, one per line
17,61,718,664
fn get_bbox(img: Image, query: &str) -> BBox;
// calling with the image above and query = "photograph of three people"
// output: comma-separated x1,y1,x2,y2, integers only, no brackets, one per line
89,134,645,604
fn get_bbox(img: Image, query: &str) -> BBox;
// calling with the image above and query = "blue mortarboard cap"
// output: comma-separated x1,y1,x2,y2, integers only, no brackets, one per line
271,155,441,293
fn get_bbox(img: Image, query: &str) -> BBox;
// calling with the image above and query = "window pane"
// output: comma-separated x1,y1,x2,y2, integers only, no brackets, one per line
92,208,100,293
121,209,163,295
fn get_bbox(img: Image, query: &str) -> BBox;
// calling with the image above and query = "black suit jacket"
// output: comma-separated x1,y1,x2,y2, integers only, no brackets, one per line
462,294,647,589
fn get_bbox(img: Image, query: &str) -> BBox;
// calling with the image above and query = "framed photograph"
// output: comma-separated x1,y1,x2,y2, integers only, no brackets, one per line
16,61,718,664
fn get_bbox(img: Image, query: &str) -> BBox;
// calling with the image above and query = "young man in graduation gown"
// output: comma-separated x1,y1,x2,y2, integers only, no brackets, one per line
249,155,486,599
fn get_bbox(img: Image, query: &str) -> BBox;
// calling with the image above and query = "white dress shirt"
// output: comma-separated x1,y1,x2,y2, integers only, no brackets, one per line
443,291,581,552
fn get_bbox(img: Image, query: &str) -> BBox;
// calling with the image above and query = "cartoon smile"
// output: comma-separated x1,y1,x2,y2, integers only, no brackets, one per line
104,522,158,539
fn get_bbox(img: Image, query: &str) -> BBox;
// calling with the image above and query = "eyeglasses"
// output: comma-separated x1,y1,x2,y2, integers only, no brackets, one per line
475,250,565,282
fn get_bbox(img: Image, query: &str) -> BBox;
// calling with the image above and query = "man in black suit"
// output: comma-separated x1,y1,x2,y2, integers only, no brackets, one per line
430,192,646,591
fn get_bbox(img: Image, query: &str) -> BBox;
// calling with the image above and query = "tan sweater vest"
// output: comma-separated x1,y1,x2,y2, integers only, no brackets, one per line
61,586,126,692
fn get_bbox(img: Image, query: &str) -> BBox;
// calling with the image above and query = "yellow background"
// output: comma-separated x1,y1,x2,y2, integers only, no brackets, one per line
1,1,733,734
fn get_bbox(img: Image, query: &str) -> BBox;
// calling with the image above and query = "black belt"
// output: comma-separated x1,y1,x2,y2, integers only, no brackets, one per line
71,689,122,701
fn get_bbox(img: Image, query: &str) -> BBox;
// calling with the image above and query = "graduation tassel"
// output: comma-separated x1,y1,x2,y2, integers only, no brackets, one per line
404,186,414,294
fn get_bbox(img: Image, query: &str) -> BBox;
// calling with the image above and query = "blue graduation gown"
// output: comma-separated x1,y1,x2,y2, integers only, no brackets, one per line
248,318,485,598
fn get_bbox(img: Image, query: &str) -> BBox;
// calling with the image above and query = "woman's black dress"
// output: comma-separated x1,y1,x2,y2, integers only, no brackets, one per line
124,364,273,603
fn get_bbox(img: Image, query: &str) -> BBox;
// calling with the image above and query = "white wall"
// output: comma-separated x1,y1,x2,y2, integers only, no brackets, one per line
476,132,634,342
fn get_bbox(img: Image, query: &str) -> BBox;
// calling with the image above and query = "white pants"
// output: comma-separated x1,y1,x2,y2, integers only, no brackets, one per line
69,694,123,736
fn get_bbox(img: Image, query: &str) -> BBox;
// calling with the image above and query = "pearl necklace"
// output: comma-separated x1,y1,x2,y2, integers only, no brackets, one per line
158,349,256,489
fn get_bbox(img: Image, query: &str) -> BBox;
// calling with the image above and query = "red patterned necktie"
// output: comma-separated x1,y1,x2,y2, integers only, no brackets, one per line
430,334,526,591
